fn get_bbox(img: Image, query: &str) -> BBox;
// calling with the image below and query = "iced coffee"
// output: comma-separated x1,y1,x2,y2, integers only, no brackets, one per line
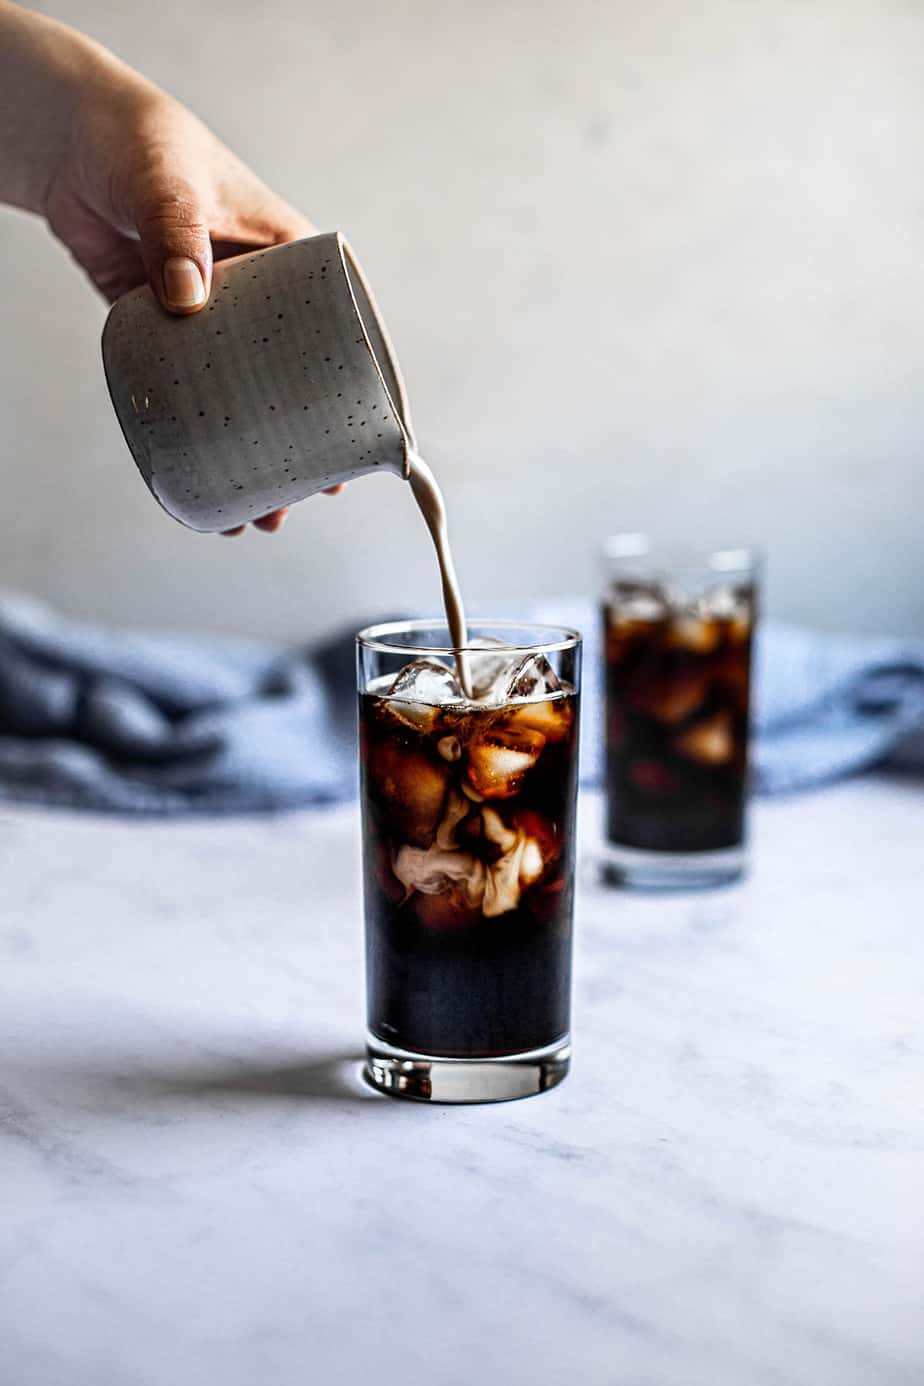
601,539,758,887
357,622,581,1102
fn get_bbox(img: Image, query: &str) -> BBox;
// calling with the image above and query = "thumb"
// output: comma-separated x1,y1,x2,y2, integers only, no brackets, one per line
132,175,212,315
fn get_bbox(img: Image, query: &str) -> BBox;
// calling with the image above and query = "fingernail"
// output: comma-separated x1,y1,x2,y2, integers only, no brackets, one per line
163,257,206,308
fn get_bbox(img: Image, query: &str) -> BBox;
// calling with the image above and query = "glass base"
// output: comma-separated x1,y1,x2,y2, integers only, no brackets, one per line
364,1034,571,1104
600,841,746,890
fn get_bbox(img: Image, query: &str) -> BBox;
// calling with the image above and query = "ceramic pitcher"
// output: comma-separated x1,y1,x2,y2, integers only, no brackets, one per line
102,232,416,532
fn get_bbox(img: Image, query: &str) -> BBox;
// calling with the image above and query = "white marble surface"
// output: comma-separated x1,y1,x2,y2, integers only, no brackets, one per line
1,779,922,1386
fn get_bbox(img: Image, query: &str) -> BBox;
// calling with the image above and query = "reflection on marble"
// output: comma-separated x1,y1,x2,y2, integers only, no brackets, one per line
1,780,922,1385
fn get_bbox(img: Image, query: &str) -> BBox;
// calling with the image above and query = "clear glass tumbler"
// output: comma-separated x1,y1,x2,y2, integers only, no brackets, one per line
601,536,760,889
357,620,582,1103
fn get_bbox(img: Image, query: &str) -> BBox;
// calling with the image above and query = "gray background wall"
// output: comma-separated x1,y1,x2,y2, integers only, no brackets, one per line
2,0,922,639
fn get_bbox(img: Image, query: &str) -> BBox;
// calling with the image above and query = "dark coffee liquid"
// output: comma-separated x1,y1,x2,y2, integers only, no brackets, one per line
603,593,753,852
360,688,579,1056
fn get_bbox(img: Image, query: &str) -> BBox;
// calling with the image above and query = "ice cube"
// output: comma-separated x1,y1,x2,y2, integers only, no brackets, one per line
467,637,521,704
697,584,747,619
381,659,463,731
675,711,735,765
698,586,754,642
519,838,545,886
628,671,708,723
728,614,752,645
666,615,721,655
514,809,560,875
465,724,546,799
385,701,439,732
387,658,462,708
505,653,562,701
472,648,564,710
605,587,669,665
606,580,669,625
504,693,574,743
365,741,449,847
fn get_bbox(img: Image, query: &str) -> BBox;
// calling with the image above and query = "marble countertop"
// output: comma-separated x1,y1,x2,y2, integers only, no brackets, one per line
1,779,922,1386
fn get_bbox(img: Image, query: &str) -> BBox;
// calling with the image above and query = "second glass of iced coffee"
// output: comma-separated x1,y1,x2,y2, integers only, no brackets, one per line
601,536,759,889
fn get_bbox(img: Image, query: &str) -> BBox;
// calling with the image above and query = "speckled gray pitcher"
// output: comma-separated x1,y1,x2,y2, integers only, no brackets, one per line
102,233,415,532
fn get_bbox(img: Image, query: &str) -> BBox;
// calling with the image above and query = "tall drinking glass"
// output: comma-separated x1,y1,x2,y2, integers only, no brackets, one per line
601,536,760,889
357,621,582,1103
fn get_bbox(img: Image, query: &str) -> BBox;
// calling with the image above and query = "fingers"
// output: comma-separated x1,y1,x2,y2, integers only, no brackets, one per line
253,508,288,533
220,492,339,536
44,183,148,303
67,231,147,304
210,222,315,263
132,175,213,315
219,507,287,536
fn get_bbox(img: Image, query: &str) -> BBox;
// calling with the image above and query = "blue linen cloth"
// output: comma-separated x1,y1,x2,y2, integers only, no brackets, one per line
0,591,922,814
0,591,358,813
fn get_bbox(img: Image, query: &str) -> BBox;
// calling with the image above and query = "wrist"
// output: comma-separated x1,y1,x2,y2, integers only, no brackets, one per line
0,4,133,215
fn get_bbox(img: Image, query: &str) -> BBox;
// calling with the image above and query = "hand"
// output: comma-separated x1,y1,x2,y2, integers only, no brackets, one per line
47,84,315,314
0,3,333,534
61,82,322,534
56,52,321,535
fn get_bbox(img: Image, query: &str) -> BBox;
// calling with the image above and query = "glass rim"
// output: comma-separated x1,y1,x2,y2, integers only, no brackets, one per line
356,618,583,658
602,533,763,576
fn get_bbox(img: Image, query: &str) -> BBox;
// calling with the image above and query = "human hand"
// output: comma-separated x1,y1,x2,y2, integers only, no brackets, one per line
47,78,314,308
53,53,320,534
0,2,333,533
